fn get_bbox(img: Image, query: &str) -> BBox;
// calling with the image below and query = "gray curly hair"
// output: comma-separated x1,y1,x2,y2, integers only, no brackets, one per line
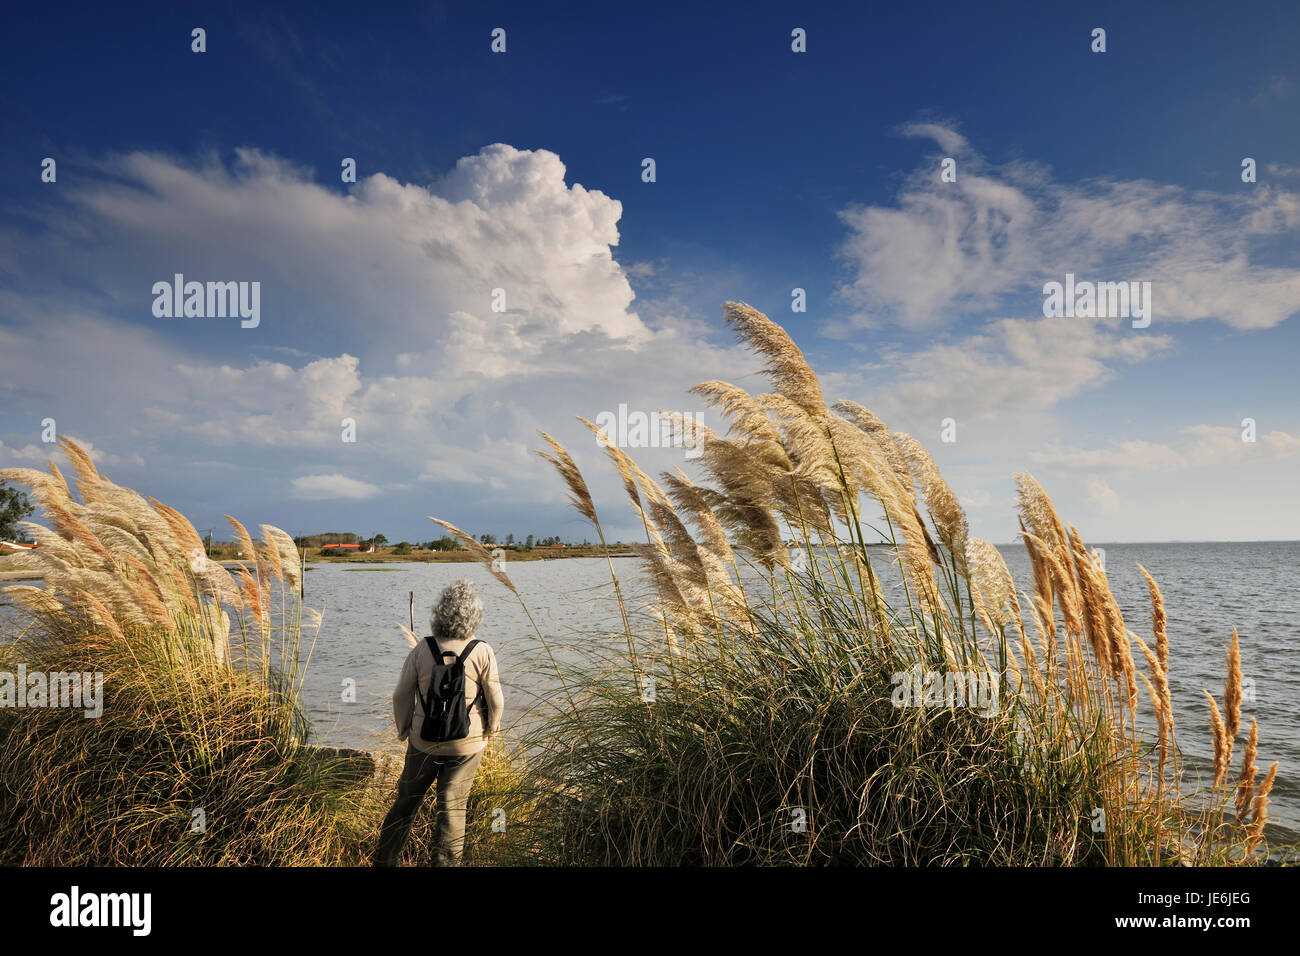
431,579,483,642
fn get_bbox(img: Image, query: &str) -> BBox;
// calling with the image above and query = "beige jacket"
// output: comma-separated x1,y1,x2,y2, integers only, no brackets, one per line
393,635,505,755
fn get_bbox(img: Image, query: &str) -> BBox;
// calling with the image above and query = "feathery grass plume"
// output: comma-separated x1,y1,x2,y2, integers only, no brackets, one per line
225,514,259,572
57,436,104,505
812,415,938,618
1020,518,1055,644
968,579,1002,649
3,452,250,626
824,410,938,574
966,539,1009,632
62,567,152,628
619,448,709,586
689,426,785,569
73,588,127,643
79,502,141,546
259,532,284,584
1236,718,1259,824
894,433,969,574
1021,531,1084,644
1018,583,1058,701
207,598,232,665
149,498,206,556
44,497,113,566
83,509,151,561
1085,539,1133,705
722,301,827,420
1224,629,1242,743
259,525,302,591
1136,565,1168,677
635,544,704,644
966,540,1020,686
162,563,200,614
688,387,794,485
1137,668,1161,746
1204,690,1228,785
587,431,712,625
47,458,71,498
427,517,517,595
1246,762,1278,852
96,484,187,568
832,401,917,508
536,430,599,527
504,299,1286,867
659,450,734,565
226,514,269,625
823,414,907,507
988,544,1029,646
889,506,942,622
1015,474,1080,614
1026,480,1085,608
796,474,838,541
235,565,267,629
691,381,789,453
1019,473,1073,558
662,470,740,592
1133,632,1172,770
0,467,75,515
81,499,142,538
122,554,174,627
14,521,78,569
755,392,845,496
82,514,152,567
578,417,669,555
1067,528,1130,704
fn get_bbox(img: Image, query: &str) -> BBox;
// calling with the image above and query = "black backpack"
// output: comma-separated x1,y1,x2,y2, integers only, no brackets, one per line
414,636,482,742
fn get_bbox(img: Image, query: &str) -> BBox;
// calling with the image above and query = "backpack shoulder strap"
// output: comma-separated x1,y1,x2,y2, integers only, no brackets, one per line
458,639,484,712
458,638,482,665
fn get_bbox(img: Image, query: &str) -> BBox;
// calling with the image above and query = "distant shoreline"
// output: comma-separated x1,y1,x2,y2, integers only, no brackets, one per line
4,538,1297,584
0,545,640,581
301,544,638,564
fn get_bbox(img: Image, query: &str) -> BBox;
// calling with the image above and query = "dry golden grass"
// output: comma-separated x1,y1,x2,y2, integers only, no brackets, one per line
3,301,1282,867
489,300,1281,866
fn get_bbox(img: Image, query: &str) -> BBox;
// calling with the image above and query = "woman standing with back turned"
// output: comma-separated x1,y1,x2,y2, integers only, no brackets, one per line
375,578,505,866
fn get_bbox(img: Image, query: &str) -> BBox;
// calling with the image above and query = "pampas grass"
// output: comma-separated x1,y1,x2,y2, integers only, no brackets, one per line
0,441,535,865
4,299,1283,867
467,300,1282,866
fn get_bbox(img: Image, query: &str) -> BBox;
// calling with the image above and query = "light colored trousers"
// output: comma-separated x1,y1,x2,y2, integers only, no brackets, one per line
375,744,484,866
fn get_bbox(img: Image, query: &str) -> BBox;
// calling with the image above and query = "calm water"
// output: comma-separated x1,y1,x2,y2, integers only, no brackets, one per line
3,542,1297,841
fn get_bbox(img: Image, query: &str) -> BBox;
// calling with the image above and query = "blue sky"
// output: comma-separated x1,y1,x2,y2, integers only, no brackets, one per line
2,0,1298,545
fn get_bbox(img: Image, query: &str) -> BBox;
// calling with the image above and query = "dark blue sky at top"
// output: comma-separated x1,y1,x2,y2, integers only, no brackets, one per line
5,0,1297,363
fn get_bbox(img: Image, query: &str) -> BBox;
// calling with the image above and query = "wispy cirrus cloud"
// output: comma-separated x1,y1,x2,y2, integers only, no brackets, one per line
834,122,1300,332
872,314,1174,424
1029,425,1300,473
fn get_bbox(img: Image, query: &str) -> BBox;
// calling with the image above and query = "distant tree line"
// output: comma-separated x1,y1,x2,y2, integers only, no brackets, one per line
291,530,624,552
